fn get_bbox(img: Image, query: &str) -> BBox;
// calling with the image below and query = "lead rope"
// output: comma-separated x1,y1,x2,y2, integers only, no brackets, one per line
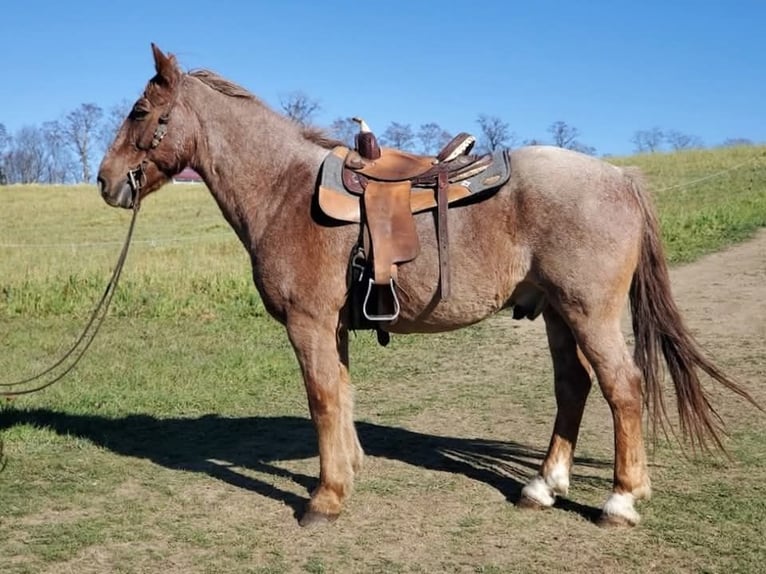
0,199,140,397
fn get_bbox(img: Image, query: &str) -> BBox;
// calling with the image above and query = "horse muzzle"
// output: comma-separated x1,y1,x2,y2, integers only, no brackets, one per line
98,176,135,209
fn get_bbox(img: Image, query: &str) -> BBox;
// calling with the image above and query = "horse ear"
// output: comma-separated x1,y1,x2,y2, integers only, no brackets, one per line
150,43,180,87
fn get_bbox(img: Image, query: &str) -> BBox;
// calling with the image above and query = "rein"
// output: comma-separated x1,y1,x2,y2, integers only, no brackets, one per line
0,180,143,398
0,76,179,397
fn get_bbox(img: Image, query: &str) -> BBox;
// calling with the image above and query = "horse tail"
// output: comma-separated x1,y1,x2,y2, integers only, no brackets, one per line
623,168,760,451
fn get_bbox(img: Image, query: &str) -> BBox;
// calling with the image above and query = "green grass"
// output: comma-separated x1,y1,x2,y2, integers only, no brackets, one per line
0,146,764,573
610,145,766,262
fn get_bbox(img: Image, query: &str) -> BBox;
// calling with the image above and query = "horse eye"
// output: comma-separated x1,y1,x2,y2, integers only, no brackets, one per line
131,106,150,120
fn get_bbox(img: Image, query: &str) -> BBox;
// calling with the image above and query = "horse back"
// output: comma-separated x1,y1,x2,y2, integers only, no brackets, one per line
389,146,644,332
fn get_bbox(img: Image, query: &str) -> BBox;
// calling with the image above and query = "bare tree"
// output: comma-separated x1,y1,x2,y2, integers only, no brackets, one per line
631,127,664,153
63,103,103,182
100,99,132,150
417,122,452,155
279,91,321,127
546,121,596,155
665,130,703,150
0,123,9,184
0,123,8,150
380,122,415,150
5,126,47,183
476,114,516,153
548,120,580,149
41,121,74,183
329,117,358,148
569,141,597,155
720,137,754,147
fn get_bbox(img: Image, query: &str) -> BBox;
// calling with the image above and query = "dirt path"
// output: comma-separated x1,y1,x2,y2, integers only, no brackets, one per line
668,229,766,408
671,229,766,343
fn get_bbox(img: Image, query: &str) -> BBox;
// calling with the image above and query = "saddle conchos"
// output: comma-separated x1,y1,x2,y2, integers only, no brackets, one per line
317,118,511,341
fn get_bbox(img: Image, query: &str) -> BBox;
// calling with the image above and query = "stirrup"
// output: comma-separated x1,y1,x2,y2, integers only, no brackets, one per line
362,278,400,322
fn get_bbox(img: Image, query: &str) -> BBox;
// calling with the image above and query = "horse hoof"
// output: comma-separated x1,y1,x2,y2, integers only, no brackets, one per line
299,509,339,528
597,513,636,528
516,495,548,510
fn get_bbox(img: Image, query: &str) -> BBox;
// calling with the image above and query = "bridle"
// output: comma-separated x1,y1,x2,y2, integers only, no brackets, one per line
126,76,183,204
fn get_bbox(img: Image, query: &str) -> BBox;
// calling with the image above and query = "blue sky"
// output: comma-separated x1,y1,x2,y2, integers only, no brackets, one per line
1,0,763,156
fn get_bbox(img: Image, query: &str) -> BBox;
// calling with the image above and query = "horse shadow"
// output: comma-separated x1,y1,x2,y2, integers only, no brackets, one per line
0,408,608,522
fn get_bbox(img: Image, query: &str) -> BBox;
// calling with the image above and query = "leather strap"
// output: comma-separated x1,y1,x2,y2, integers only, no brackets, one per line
437,170,450,299
362,181,420,285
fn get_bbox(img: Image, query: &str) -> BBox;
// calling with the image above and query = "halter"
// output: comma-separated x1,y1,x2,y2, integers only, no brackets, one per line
126,76,183,203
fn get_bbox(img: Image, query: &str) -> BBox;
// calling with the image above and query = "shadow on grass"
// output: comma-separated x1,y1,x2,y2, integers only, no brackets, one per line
0,408,607,523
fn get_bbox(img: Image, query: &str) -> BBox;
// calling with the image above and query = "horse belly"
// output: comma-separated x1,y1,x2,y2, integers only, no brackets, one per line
389,210,527,332
386,258,524,334
387,296,506,334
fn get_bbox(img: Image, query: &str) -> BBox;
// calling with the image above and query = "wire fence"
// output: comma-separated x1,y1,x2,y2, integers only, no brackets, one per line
0,232,235,250
1,155,762,250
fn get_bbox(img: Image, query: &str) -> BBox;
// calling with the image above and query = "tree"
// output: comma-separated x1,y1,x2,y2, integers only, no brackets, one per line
546,121,596,155
476,114,516,153
279,91,321,127
329,117,358,148
631,128,664,153
5,126,47,183
41,121,73,183
0,123,9,184
63,103,103,182
100,99,132,150
720,137,754,147
548,120,580,149
380,122,415,150
417,122,452,155
665,130,703,151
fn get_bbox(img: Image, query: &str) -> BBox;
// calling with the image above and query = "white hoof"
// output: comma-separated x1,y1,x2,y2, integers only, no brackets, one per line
547,463,570,496
520,476,556,507
601,492,640,526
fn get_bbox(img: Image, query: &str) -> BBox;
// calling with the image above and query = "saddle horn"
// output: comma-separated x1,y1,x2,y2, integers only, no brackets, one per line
352,117,381,160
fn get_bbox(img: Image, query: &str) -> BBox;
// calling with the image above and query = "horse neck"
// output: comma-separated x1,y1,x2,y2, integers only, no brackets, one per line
182,78,328,246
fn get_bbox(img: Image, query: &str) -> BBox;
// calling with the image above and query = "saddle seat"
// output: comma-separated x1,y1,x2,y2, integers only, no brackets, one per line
345,132,485,183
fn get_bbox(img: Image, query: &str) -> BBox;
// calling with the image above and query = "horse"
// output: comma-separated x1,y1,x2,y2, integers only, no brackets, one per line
97,44,756,527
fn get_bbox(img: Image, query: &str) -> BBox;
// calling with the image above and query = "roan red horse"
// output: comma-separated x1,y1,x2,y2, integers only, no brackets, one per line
97,45,756,527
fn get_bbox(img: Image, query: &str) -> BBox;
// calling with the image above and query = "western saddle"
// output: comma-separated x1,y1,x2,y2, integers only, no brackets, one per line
317,118,511,336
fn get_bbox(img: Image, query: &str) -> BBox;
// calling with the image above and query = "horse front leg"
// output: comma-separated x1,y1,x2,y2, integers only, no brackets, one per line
286,313,363,526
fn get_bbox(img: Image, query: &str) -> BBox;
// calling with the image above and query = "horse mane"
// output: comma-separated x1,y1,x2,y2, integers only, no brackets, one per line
188,69,255,99
187,69,342,150
300,126,345,149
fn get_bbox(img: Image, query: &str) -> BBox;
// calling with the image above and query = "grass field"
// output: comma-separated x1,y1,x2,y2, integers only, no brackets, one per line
1,146,765,573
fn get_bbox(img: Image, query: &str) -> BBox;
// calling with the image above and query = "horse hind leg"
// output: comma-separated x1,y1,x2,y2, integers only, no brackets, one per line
571,315,652,526
519,307,593,509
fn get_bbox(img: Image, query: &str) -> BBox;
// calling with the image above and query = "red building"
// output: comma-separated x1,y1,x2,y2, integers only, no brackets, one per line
172,167,203,183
